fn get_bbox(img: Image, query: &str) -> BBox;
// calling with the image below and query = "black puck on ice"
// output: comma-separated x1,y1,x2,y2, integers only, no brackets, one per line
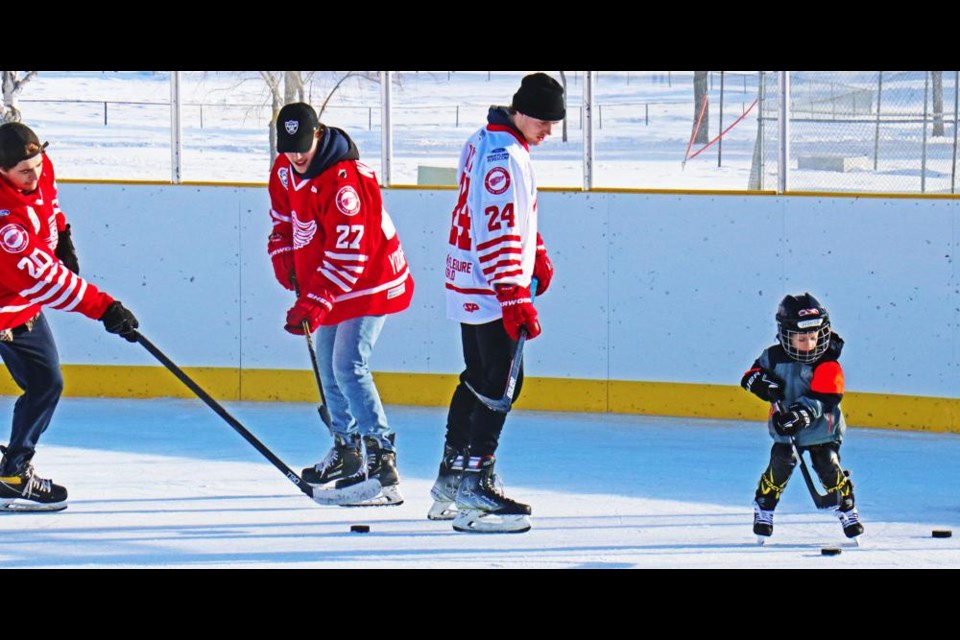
350,524,370,533
820,547,842,556
932,529,953,538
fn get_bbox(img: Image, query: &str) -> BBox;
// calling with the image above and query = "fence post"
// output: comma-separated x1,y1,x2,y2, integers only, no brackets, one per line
456,104,459,128
645,103,649,126
718,71,725,167
952,70,959,194
921,71,929,193
103,102,107,126
874,71,883,171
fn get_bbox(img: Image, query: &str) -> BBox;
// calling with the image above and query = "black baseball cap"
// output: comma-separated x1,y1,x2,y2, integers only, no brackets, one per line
276,102,320,153
0,122,48,170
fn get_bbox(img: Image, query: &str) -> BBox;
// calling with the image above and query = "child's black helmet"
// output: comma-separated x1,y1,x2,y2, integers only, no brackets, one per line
776,293,831,363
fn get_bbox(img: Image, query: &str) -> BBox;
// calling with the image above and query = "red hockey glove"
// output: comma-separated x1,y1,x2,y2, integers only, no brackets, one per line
533,233,553,296
285,297,331,335
268,233,295,291
496,285,541,341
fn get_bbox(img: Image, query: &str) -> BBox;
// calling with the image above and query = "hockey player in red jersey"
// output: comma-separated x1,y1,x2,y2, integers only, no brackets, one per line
0,122,139,511
428,73,562,533
267,103,414,506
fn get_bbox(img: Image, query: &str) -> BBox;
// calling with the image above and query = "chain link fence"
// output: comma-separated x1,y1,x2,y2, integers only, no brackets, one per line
753,71,960,194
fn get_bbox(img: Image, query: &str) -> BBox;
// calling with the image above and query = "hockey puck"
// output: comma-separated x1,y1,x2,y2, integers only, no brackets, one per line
350,524,370,533
820,547,842,556
932,529,953,538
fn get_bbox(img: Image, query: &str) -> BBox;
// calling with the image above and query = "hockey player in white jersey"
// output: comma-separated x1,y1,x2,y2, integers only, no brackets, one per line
429,73,562,533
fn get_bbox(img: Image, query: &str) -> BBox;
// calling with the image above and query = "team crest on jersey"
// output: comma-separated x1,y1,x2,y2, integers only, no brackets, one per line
484,167,511,195
336,186,361,216
292,212,317,249
0,223,29,254
278,167,289,189
463,303,480,313
284,120,299,135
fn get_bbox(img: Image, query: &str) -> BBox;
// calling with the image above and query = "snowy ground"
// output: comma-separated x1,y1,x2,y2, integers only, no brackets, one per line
1,397,956,569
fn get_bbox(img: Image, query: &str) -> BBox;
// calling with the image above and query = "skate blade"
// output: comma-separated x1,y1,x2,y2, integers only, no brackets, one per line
756,535,769,546
452,510,531,534
427,500,457,521
309,479,381,506
0,500,67,513
339,484,404,508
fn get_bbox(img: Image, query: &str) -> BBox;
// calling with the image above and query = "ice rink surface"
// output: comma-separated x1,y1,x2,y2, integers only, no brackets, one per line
0,397,956,569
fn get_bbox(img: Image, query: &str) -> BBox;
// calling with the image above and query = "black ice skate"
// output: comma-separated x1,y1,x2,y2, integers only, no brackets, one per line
753,500,774,544
452,455,531,534
836,505,864,542
0,464,67,512
427,444,466,521
302,434,364,486
337,434,403,507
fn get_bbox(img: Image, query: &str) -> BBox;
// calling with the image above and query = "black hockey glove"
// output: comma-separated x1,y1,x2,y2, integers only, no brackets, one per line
56,224,80,275
100,301,139,342
742,369,784,402
772,403,812,437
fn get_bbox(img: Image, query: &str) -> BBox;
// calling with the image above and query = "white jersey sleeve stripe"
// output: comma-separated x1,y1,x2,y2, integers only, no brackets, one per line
326,252,369,262
47,273,81,309
319,266,353,292
61,279,88,312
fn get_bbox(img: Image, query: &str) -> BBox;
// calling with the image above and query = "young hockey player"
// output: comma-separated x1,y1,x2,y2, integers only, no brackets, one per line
741,292,864,543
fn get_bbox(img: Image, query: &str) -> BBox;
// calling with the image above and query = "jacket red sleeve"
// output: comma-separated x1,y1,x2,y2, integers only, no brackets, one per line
267,159,294,257
0,220,113,321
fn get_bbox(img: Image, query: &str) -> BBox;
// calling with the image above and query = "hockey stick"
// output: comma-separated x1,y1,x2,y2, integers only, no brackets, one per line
291,275,333,430
465,277,538,414
134,331,379,505
773,401,841,510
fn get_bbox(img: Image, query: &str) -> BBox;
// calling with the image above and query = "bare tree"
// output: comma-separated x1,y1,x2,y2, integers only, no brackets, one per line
932,71,944,137
693,71,709,144
261,71,377,165
559,71,568,142
2,71,38,123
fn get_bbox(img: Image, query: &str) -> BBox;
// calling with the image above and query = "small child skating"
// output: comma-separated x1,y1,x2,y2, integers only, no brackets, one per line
741,293,864,543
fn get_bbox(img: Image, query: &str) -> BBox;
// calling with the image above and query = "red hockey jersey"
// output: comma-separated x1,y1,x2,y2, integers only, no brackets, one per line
0,154,113,330
268,149,413,325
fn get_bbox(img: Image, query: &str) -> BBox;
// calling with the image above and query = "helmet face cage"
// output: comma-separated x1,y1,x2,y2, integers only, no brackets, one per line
776,294,831,363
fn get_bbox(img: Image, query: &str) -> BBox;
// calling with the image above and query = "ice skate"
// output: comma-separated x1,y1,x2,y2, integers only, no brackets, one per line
836,504,864,542
302,434,363,486
452,455,531,534
427,444,466,521
0,463,67,513
338,434,404,507
753,500,774,545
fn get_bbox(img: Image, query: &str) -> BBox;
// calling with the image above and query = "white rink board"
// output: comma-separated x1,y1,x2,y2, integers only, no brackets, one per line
44,183,960,398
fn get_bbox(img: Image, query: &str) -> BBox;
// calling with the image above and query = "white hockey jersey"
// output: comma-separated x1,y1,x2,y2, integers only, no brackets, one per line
445,109,538,324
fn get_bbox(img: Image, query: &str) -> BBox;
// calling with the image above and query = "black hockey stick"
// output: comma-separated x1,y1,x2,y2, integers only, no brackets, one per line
465,277,538,413
134,331,379,505
773,401,841,510
292,275,333,430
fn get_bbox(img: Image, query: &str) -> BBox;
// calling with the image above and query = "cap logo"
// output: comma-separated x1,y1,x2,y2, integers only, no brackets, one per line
284,120,300,135
797,308,820,316
796,318,823,329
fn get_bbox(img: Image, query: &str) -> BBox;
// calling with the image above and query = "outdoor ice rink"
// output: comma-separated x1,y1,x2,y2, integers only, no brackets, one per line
1,397,956,569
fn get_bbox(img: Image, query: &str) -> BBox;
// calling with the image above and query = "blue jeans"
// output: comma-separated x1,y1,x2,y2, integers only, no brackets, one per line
0,313,64,475
314,315,394,451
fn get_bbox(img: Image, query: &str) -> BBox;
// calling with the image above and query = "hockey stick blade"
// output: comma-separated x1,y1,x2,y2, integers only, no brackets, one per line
309,479,382,506
464,277,538,414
